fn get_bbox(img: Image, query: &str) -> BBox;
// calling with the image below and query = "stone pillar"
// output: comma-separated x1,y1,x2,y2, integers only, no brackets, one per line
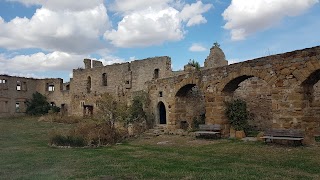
83,59,91,69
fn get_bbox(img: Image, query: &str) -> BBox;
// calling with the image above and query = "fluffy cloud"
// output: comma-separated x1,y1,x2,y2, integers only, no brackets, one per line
189,43,207,52
180,1,213,27
0,51,125,79
109,0,174,13
105,1,212,47
223,0,319,40
0,52,83,73
0,3,110,54
104,7,184,47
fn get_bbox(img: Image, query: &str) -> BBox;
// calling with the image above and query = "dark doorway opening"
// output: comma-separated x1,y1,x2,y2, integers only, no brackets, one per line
159,102,166,124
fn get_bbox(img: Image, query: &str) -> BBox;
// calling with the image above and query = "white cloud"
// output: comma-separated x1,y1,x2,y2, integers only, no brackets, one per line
180,1,213,27
109,0,174,13
189,43,207,52
223,0,319,40
105,1,212,47
0,51,125,79
0,52,83,74
104,7,184,47
0,3,110,54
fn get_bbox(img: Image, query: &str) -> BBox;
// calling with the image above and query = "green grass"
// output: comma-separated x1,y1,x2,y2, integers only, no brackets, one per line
1,117,320,179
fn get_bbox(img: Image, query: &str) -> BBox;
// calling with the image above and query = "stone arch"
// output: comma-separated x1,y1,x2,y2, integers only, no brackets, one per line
210,68,273,132
174,75,202,96
300,69,320,140
217,68,272,92
173,83,205,130
158,101,167,124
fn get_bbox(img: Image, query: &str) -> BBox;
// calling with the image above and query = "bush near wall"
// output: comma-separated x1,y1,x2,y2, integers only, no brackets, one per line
225,99,250,132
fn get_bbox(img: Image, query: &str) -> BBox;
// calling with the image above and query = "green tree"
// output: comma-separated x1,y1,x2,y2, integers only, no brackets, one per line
128,96,146,124
96,93,129,144
26,92,51,115
188,59,201,70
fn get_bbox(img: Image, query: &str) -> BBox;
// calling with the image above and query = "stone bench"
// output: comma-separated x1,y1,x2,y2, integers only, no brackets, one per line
261,129,304,145
194,124,221,139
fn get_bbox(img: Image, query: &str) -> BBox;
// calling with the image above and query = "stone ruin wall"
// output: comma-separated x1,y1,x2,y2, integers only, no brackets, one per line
0,76,72,117
68,56,173,116
147,46,320,143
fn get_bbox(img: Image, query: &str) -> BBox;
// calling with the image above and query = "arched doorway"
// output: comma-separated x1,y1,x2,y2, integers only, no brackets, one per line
158,102,166,124
301,69,320,137
175,84,205,129
222,75,272,131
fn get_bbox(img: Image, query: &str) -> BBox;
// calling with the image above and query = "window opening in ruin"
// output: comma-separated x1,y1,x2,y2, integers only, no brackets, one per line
159,91,163,97
16,81,21,91
0,79,6,83
87,76,91,93
50,102,55,106
126,80,130,84
66,84,70,90
154,68,159,79
48,84,55,92
158,102,166,124
83,105,93,117
15,102,20,112
102,73,107,86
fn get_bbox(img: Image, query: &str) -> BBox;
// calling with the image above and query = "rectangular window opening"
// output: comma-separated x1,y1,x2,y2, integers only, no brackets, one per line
15,102,20,112
154,69,159,79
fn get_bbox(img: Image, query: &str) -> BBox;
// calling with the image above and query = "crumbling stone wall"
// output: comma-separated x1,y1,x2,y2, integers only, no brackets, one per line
149,46,320,143
204,44,228,68
0,75,70,117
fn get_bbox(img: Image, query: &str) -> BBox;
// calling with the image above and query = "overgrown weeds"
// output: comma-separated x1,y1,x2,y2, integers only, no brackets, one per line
49,121,128,147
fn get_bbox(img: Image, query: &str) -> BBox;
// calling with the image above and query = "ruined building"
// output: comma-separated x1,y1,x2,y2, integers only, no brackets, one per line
1,43,320,143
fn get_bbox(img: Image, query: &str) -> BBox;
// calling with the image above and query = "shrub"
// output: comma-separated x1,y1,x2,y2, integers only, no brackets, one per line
50,134,86,147
225,99,250,132
26,92,51,115
188,59,200,70
192,114,206,129
128,96,146,124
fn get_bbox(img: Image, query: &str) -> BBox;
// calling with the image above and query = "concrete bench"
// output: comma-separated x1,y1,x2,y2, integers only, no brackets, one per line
194,124,221,138
261,129,304,145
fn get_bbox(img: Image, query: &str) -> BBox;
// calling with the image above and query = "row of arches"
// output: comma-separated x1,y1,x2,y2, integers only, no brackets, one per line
156,68,320,136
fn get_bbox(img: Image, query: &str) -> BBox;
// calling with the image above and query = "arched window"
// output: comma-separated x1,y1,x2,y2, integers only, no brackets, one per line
102,73,107,86
87,76,91,93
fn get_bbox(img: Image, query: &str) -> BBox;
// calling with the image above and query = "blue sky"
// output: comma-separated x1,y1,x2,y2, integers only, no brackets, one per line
0,0,319,82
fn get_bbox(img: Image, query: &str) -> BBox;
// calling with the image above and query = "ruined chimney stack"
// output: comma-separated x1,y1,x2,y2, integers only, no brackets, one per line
83,59,92,69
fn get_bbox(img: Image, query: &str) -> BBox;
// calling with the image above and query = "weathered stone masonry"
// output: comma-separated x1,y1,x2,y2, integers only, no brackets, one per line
1,45,320,143
148,45,320,143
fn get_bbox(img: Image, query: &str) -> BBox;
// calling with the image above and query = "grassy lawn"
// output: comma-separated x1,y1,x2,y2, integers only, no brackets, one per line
1,117,320,180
